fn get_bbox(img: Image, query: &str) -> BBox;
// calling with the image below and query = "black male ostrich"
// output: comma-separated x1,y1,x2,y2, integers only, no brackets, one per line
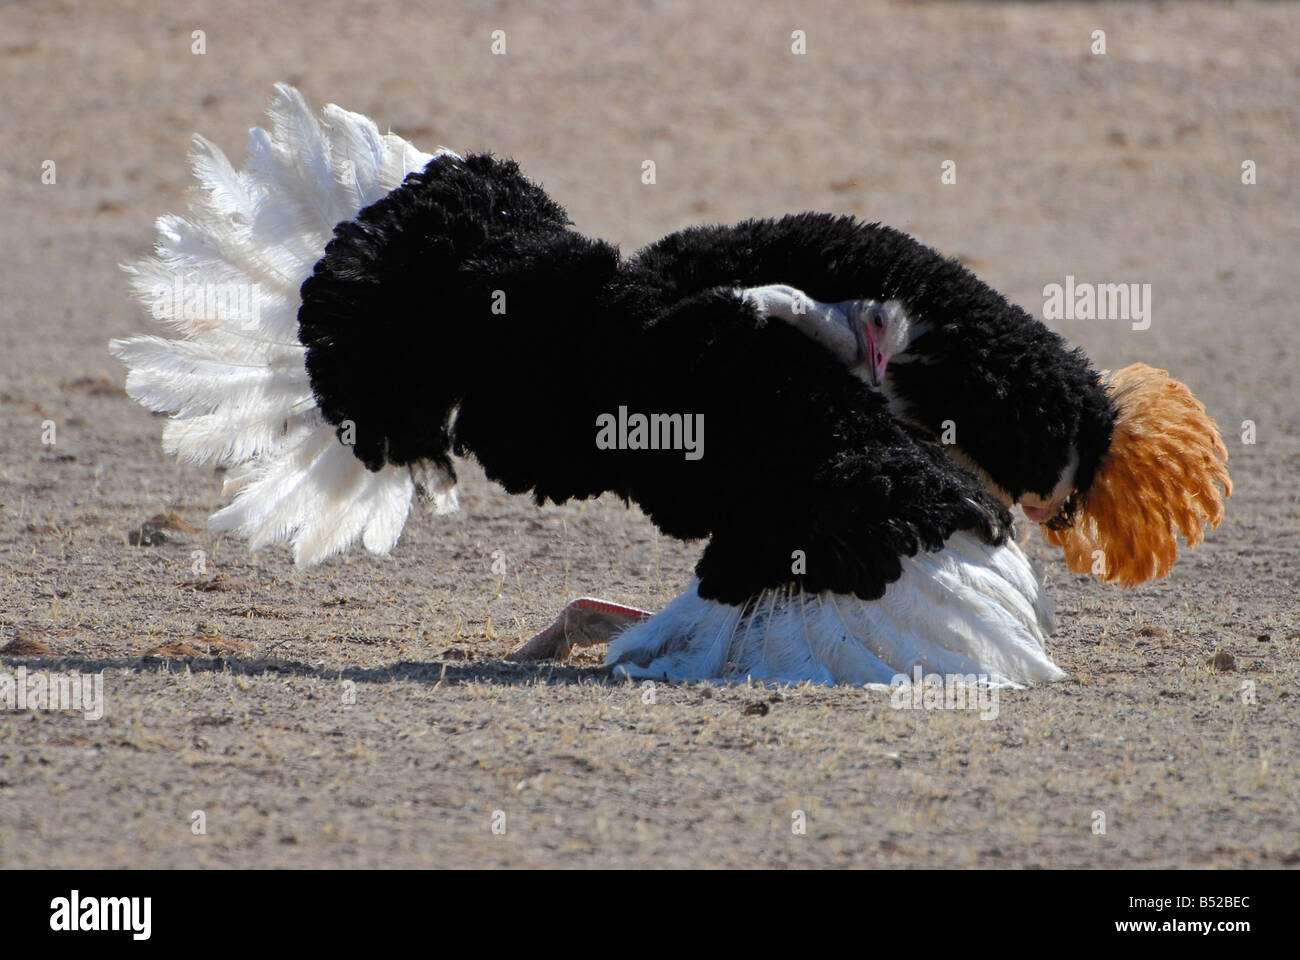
112,86,1229,686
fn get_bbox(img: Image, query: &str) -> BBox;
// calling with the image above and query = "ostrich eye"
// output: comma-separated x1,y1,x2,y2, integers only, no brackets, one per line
871,314,885,329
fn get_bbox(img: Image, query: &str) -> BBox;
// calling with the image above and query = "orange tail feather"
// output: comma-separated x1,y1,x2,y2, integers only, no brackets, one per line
1043,363,1232,587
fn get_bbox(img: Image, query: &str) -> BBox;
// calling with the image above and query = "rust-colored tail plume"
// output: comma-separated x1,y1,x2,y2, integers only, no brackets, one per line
1043,363,1232,587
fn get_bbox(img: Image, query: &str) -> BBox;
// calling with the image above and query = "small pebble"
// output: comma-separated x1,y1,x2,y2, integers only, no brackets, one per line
1207,651,1235,671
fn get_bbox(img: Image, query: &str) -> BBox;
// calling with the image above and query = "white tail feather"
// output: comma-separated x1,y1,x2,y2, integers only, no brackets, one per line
111,84,460,565
607,532,1063,687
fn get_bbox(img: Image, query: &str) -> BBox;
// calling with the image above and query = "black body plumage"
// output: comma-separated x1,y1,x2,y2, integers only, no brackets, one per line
297,154,1115,606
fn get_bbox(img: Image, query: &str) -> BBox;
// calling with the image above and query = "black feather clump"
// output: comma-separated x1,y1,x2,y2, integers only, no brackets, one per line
598,284,1011,603
298,153,620,494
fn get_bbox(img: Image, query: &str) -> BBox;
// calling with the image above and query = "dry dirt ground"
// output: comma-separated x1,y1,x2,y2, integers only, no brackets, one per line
0,1,1296,869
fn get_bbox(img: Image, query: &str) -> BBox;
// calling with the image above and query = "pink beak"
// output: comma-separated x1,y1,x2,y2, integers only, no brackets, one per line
1021,502,1056,523
870,332,887,386
854,304,889,387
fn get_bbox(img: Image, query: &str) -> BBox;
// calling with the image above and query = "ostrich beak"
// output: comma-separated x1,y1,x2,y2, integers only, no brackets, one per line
845,302,886,387
1021,502,1060,524
857,302,893,388
851,314,878,386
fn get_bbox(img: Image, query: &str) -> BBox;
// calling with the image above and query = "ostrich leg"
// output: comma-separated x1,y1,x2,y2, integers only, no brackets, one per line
507,598,653,662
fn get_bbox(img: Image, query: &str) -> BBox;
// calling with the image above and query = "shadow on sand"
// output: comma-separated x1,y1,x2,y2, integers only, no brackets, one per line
0,652,621,688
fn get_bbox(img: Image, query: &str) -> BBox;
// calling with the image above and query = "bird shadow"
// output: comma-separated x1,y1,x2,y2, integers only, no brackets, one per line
0,652,621,688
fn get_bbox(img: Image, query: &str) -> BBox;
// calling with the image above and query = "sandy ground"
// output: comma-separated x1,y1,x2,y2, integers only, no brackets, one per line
0,0,1297,869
